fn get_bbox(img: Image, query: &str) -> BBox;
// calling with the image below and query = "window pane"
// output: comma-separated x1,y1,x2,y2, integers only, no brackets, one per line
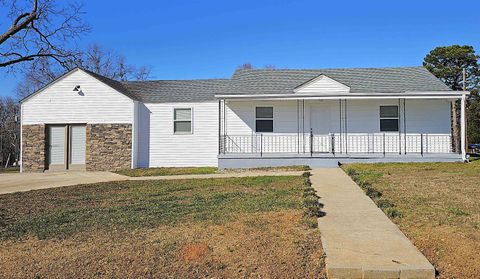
380,119,399,132
174,121,192,133
256,107,273,118
256,120,273,132
380,106,398,118
174,108,191,121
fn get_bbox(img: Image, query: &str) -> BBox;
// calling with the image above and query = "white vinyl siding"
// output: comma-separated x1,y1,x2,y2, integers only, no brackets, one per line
294,75,350,94
22,69,134,125
224,99,452,153
136,102,218,167
70,125,86,164
48,126,65,165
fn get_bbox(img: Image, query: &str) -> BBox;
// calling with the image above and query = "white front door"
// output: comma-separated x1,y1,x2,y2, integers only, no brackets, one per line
48,125,66,170
310,102,333,134
69,125,86,170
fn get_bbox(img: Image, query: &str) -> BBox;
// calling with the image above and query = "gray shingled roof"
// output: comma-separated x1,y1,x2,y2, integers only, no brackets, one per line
226,66,452,95
22,66,452,103
121,79,230,102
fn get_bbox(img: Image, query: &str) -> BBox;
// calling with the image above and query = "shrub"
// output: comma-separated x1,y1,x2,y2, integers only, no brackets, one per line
365,187,382,199
376,199,394,209
385,208,402,218
303,188,317,197
302,172,324,219
303,217,318,228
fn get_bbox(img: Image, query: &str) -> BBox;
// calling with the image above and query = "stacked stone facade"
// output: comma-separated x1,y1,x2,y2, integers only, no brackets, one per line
86,124,132,171
21,123,132,172
21,124,46,172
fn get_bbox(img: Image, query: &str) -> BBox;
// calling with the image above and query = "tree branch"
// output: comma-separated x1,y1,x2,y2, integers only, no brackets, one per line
0,52,68,67
0,0,38,45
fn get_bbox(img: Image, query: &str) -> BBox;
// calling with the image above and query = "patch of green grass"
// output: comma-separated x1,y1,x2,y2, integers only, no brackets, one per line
115,167,218,177
0,167,19,174
0,176,304,240
246,165,311,172
223,165,311,173
447,207,470,216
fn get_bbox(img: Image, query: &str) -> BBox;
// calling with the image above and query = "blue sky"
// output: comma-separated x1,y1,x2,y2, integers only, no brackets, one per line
1,0,479,97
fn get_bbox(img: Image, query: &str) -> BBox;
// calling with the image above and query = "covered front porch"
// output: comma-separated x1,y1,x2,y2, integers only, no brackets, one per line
217,94,467,167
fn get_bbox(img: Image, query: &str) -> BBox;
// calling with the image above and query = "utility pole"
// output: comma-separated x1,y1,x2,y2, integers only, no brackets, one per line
463,68,468,155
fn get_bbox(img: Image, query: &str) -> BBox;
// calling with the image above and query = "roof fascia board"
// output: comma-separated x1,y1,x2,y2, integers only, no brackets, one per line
20,68,81,103
20,68,135,104
216,91,468,100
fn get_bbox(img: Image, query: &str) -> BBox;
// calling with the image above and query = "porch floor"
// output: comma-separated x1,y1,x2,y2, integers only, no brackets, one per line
218,153,463,169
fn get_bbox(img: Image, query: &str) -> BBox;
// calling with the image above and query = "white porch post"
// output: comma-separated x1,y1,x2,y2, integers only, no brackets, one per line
460,94,466,161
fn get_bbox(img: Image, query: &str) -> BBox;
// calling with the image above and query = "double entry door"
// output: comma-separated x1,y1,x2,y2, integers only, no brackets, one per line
47,124,86,171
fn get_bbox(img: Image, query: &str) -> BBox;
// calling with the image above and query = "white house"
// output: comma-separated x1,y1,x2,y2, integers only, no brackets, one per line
19,66,468,172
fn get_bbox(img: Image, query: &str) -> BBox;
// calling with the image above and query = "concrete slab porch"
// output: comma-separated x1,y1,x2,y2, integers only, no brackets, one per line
218,153,463,169
311,168,434,279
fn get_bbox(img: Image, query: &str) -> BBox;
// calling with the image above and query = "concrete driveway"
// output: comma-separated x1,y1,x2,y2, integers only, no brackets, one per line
0,172,128,195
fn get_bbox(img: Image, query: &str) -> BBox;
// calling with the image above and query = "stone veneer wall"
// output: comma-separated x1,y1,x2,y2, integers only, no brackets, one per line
86,124,132,171
22,124,46,172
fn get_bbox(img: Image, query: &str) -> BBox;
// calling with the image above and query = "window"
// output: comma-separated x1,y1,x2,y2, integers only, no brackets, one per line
174,108,192,134
255,107,273,132
379,105,399,132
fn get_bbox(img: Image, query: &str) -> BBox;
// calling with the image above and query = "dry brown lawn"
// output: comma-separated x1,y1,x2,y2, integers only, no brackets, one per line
342,161,480,279
0,176,325,278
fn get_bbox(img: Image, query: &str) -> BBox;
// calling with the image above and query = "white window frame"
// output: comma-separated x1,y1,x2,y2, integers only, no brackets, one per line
173,107,193,135
255,106,274,133
379,105,399,132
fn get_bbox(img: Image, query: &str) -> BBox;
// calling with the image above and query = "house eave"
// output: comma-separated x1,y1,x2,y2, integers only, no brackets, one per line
215,91,469,100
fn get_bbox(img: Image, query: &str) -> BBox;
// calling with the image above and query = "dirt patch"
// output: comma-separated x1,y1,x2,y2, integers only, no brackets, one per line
182,242,211,262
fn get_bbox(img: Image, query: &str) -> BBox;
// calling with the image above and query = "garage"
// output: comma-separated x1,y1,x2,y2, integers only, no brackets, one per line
47,124,86,171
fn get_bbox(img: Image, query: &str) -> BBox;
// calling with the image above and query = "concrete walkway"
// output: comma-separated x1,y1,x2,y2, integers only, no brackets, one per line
311,168,434,279
0,170,304,195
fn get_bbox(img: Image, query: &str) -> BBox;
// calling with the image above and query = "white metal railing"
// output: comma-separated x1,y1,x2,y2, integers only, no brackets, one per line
219,133,454,156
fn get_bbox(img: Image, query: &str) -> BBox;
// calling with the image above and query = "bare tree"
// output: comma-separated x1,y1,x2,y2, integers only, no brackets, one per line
80,44,152,81
237,63,253,70
237,63,276,70
0,0,89,69
16,44,153,98
0,97,20,168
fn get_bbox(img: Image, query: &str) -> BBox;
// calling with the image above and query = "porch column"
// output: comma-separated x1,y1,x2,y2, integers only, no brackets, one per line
218,99,221,154
460,94,466,161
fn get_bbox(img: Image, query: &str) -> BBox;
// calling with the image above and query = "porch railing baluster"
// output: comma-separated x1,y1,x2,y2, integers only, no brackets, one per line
221,133,454,156
310,129,313,157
